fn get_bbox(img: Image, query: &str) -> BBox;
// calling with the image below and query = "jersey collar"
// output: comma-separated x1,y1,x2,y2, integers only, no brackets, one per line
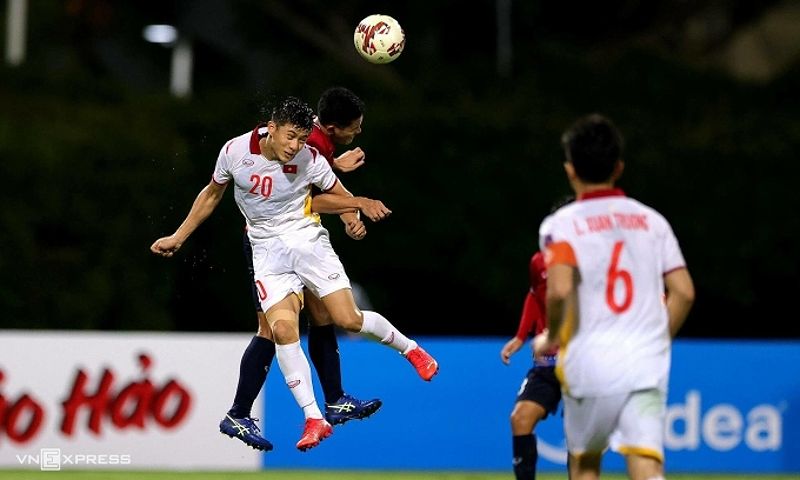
578,188,626,201
249,123,268,154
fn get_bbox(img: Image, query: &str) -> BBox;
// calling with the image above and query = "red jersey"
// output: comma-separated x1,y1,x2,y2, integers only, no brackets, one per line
514,251,547,341
307,121,335,165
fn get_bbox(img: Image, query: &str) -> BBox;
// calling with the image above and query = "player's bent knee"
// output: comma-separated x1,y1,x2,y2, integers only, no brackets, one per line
329,310,363,332
338,318,362,332
270,320,298,343
510,410,537,431
320,289,363,331
511,415,538,433
510,401,544,431
266,309,300,344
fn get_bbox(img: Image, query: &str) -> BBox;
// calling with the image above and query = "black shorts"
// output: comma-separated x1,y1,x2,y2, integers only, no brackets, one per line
515,365,561,417
242,231,262,313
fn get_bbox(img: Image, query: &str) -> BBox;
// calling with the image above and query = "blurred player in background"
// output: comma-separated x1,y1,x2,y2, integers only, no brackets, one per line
501,250,559,480
534,114,695,480
152,96,438,452
501,197,572,480
219,87,382,453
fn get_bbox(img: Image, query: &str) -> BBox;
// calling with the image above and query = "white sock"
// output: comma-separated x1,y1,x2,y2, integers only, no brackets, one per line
359,310,416,354
275,341,322,419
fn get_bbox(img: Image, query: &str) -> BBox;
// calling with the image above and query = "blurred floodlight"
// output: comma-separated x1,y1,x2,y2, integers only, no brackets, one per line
5,0,28,65
143,24,178,44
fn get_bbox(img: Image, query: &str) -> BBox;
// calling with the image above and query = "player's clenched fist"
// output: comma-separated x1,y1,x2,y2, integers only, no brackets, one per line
151,235,183,257
340,212,367,240
358,198,391,222
345,218,367,240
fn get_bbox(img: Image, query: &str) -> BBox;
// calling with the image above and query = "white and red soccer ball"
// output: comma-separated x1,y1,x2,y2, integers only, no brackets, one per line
353,14,405,64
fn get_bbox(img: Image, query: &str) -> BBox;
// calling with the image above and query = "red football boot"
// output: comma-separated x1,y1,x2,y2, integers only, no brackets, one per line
296,418,333,452
404,345,439,381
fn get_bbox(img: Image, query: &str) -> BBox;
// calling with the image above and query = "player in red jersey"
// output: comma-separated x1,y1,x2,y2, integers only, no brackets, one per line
501,197,573,480
501,251,563,480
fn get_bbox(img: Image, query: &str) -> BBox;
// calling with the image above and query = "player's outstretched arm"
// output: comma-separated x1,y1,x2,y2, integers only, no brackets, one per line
310,192,358,215
311,180,391,222
150,181,227,257
664,267,695,337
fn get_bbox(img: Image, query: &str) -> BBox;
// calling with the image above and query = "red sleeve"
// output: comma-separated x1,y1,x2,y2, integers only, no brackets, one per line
530,251,548,334
515,291,541,341
515,251,549,340
306,125,335,165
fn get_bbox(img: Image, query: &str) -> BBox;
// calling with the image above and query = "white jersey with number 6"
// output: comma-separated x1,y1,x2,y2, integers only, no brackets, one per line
539,189,686,397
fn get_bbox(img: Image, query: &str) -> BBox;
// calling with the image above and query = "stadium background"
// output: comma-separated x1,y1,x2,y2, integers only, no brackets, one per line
1,0,799,476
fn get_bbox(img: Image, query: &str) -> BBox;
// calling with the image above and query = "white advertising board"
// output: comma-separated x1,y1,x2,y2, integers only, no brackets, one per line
0,331,261,470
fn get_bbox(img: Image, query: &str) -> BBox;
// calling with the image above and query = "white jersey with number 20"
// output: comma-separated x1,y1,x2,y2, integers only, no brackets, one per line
539,189,686,397
212,125,338,242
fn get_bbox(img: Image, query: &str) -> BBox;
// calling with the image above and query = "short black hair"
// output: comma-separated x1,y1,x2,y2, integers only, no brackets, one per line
317,87,365,127
561,113,624,183
271,96,314,131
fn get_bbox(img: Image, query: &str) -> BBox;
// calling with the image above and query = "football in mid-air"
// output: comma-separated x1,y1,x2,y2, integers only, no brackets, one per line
353,14,405,64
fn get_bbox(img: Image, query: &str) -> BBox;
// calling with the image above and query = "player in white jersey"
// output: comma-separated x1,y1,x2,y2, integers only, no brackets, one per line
533,114,695,480
220,88,380,454
151,96,439,452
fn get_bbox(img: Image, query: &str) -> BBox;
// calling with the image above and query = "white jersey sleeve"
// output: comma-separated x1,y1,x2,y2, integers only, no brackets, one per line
212,139,236,185
306,147,338,192
660,220,686,273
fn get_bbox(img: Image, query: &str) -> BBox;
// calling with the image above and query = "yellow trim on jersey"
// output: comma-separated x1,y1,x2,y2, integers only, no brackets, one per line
297,289,305,310
555,297,577,394
555,345,567,393
615,445,664,463
303,189,321,224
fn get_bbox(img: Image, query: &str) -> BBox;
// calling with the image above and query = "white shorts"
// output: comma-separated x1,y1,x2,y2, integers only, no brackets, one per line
250,226,351,312
563,388,665,462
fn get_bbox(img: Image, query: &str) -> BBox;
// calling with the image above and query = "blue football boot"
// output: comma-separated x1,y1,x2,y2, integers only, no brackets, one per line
324,393,383,425
219,415,274,451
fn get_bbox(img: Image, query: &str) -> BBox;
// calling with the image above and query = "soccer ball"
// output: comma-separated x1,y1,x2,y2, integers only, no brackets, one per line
353,14,405,64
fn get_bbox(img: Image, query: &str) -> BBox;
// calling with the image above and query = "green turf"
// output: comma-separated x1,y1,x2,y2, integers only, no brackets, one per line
0,471,797,480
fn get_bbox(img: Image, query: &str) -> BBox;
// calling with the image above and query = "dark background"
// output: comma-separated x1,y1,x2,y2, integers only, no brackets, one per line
1,0,798,338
